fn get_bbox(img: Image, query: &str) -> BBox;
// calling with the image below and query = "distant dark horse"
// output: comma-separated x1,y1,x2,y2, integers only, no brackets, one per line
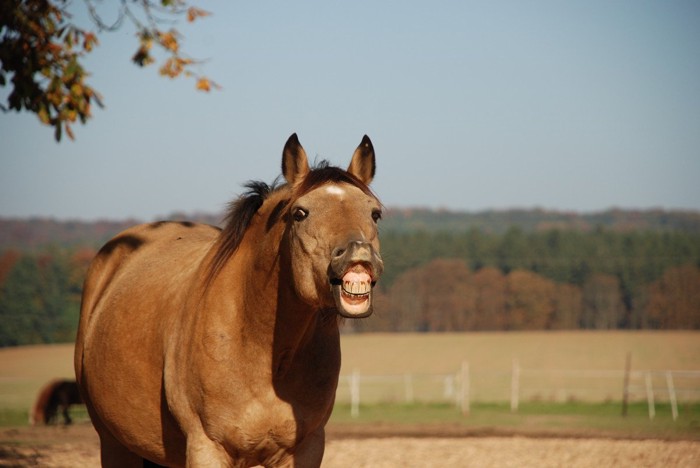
30,379,83,425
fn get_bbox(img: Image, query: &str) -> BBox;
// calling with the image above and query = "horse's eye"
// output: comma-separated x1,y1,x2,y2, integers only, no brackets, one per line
293,207,308,222
372,209,382,223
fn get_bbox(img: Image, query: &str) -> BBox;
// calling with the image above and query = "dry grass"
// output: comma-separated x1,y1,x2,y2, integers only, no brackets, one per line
337,331,700,403
339,331,700,375
1,334,700,465
1,332,699,414
0,344,75,412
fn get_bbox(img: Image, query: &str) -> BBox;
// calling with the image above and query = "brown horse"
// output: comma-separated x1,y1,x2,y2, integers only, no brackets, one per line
30,379,83,426
74,134,383,467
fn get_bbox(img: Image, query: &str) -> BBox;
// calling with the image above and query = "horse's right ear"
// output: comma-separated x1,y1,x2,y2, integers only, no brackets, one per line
282,133,309,185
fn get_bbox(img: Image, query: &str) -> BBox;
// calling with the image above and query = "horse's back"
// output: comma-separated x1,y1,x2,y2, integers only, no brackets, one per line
75,221,219,465
77,221,218,354
80,222,216,308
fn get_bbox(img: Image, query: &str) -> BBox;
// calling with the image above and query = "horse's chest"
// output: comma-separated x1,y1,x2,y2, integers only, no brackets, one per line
212,398,301,460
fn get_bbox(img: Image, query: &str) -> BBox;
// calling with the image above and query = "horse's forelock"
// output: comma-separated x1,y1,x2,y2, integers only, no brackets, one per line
294,163,375,200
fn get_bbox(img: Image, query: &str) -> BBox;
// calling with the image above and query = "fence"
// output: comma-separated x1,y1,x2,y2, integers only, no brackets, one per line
336,361,700,419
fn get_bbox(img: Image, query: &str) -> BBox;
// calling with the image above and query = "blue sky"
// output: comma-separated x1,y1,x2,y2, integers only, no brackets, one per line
2,0,699,220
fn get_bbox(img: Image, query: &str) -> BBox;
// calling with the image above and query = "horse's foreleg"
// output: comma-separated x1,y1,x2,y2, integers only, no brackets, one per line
185,431,233,468
284,429,325,468
97,429,146,468
61,404,72,425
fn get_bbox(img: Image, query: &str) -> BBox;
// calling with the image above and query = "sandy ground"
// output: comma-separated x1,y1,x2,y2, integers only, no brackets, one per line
1,423,700,467
323,437,700,468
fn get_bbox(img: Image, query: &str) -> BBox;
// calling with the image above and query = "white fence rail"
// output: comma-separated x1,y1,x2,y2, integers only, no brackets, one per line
336,362,700,420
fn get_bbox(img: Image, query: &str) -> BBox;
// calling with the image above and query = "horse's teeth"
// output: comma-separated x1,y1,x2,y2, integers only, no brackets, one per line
342,281,371,295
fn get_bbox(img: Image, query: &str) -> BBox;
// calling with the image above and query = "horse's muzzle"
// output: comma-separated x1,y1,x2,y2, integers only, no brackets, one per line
329,240,383,318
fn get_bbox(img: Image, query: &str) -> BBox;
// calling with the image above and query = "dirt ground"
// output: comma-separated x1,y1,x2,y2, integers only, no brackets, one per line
1,422,699,467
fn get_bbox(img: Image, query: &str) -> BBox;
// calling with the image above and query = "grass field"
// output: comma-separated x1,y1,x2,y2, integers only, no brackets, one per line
337,331,700,404
338,331,700,375
1,332,699,438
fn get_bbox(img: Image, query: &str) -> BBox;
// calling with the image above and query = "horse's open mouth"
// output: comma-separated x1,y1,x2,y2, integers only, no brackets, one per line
331,264,375,318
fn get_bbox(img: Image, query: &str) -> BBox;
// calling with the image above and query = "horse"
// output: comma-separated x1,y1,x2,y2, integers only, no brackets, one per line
30,379,83,426
74,134,383,467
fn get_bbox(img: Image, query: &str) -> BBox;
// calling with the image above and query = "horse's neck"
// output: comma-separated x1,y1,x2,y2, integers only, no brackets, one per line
209,233,331,378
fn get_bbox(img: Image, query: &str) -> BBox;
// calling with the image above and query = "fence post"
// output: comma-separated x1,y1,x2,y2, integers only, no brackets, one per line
460,361,470,416
622,352,631,417
350,369,360,418
645,372,655,420
511,358,520,413
666,371,678,421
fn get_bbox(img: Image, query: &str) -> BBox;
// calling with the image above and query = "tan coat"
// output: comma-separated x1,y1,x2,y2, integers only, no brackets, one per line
74,135,383,467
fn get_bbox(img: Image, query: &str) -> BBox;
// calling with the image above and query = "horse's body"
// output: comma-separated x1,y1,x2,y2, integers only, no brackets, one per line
74,135,383,467
30,379,83,425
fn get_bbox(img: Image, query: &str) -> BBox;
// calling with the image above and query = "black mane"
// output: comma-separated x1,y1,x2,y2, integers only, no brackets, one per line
206,181,274,285
206,162,375,285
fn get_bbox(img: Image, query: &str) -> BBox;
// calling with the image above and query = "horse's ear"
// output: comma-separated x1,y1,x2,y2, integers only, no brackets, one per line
282,133,309,185
347,135,375,185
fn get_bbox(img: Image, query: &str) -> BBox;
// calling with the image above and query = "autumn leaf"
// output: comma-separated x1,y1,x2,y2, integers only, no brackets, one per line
196,77,211,92
65,123,75,141
2,0,217,142
132,45,154,67
158,30,180,53
83,32,98,52
187,7,211,22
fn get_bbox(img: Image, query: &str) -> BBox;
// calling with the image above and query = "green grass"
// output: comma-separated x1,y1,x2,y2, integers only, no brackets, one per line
0,408,29,427
329,401,700,440
0,406,91,427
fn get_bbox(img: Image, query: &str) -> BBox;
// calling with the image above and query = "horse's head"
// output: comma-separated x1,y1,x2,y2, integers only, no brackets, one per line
280,134,383,318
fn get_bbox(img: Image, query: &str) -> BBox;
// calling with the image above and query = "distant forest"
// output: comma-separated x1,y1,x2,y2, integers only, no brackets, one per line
1,208,699,346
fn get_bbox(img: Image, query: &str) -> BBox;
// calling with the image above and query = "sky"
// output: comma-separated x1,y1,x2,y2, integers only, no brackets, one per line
2,0,699,221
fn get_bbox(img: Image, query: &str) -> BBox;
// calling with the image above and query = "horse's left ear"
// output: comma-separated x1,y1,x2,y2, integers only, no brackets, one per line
282,133,310,185
347,135,376,185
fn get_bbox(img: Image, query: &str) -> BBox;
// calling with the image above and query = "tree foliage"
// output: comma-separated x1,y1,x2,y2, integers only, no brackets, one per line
0,0,215,141
646,265,700,329
353,259,700,334
354,226,700,334
2,220,700,345
0,247,89,346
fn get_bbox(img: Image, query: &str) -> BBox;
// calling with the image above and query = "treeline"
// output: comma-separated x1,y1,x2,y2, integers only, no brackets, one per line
348,227,700,333
351,260,700,333
381,208,700,234
0,247,94,346
3,208,700,250
0,214,219,250
1,224,699,346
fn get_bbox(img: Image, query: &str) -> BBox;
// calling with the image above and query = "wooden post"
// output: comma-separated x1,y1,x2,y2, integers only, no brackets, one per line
622,352,631,417
350,369,360,418
511,358,519,413
460,361,470,416
666,371,678,422
645,372,655,420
